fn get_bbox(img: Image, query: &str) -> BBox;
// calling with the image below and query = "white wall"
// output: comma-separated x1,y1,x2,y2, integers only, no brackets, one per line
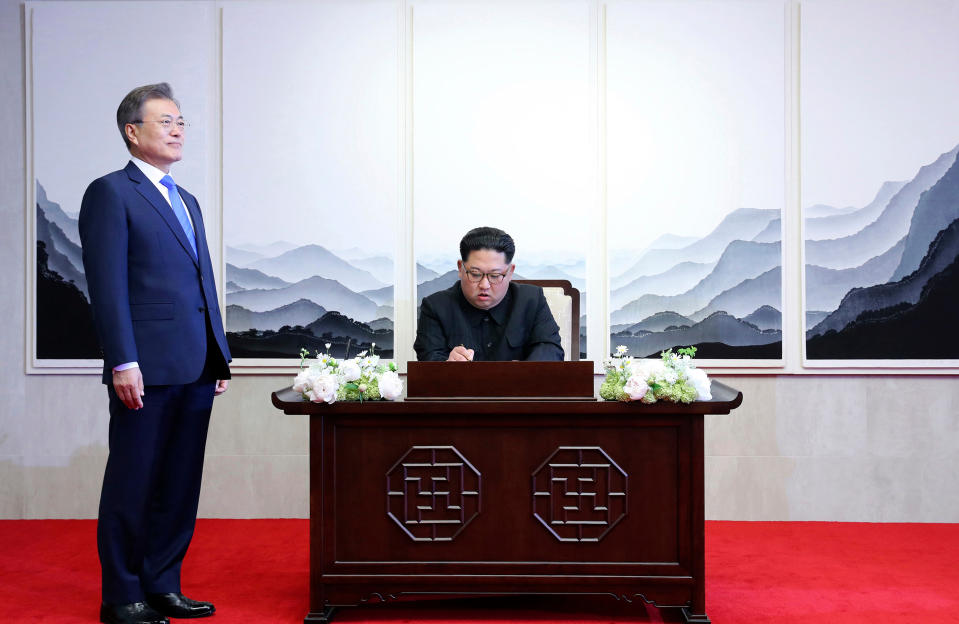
1,0,957,521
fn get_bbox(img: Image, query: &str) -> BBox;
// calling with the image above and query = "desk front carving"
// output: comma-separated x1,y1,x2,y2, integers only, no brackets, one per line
272,378,742,624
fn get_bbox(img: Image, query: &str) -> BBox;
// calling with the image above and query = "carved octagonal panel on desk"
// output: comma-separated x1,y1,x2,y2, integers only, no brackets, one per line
532,446,629,543
327,414,686,576
386,446,481,542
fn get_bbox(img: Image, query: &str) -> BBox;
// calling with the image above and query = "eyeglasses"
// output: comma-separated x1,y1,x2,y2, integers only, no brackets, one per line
463,266,509,284
132,118,189,132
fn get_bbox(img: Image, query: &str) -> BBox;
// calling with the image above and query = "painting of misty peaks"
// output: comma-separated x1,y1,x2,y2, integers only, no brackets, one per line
222,3,398,360
412,2,591,360
31,2,217,363
607,2,785,359
801,0,959,362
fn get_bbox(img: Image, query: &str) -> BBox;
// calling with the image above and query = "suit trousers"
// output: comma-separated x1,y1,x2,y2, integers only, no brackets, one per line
97,363,218,604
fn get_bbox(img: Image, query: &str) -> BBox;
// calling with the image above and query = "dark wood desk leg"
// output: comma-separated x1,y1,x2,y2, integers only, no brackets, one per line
304,606,336,623
680,606,710,623
681,414,710,624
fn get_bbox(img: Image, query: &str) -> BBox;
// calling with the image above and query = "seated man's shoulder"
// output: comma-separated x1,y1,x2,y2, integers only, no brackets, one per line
510,281,547,302
422,282,461,307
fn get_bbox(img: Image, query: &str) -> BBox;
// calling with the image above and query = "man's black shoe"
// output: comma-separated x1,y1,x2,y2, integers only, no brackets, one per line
100,602,169,624
146,592,216,619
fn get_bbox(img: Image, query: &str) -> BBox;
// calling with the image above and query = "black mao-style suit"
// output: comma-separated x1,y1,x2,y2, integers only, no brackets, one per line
414,281,564,361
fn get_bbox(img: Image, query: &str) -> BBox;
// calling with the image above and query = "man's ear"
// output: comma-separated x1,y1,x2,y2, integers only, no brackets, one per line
507,264,515,276
125,123,139,147
457,260,464,274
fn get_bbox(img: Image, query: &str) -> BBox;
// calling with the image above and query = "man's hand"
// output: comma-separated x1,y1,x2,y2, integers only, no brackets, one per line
214,379,229,396
447,346,475,362
113,368,145,410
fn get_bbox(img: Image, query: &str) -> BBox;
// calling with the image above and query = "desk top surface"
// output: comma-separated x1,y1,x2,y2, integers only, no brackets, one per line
272,380,742,416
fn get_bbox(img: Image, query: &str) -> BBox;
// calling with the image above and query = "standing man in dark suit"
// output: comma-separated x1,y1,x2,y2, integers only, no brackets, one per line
414,226,564,361
80,83,231,624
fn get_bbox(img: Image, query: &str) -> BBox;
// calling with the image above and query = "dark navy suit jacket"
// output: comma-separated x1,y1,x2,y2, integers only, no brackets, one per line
79,161,231,384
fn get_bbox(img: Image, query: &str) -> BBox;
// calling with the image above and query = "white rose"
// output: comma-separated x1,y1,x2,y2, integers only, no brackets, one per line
623,374,650,401
292,369,313,394
378,370,404,401
339,360,361,382
309,371,339,404
686,368,712,401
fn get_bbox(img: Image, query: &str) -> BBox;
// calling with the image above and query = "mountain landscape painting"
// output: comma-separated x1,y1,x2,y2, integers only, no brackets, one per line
608,209,784,359
804,145,959,360
34,181,100,360
605,0,786,360
800,0,959,363
225,244,405,359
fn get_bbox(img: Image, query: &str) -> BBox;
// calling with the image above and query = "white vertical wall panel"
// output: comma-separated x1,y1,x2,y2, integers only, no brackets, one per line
222,1,398,363
411,0,593,358
605,0,786,364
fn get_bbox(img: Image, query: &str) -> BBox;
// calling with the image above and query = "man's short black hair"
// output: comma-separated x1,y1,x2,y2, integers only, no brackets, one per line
459,227,515,263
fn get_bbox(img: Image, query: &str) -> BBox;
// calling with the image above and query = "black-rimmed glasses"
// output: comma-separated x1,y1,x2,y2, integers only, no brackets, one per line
463,267,509,284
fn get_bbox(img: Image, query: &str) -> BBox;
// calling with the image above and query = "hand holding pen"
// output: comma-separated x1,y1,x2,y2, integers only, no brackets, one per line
448,345,474,362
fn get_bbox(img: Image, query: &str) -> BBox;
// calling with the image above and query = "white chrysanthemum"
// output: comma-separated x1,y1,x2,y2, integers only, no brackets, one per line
361,355,380,370
671,354,692,375
658,365,679,385
615,345,629,356
378,370,404,401
630,359,665,380
686,368,712,400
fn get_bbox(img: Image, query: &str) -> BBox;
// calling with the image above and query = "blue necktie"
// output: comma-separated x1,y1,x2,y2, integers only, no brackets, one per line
159,175,198,259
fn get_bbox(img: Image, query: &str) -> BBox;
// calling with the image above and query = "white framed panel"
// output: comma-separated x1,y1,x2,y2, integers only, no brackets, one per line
605,0,787,369
801,0,959,370
411,0,594,361
25,0,219,374
221,0,399,368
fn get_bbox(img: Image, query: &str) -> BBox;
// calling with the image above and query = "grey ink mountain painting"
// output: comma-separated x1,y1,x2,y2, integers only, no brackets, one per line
225,244,404,359
608,208,784,359
804,144,959,360
34,182,100,359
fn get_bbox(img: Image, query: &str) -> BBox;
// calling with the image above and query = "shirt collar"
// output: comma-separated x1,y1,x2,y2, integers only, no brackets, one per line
130,156,170,186
455,282,513,327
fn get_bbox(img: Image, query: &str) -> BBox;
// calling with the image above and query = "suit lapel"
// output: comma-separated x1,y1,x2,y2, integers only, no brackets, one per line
125,161,200,268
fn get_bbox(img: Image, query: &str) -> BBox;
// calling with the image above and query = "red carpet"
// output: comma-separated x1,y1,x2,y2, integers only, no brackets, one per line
1,520,957,623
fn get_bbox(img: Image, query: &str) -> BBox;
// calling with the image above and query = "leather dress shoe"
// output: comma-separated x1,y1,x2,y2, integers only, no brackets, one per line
146,592,216,618
100,602,169,624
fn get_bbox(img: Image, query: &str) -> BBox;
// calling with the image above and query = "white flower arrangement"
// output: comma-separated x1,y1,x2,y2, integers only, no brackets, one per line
600,345,711,403
292,343,404,403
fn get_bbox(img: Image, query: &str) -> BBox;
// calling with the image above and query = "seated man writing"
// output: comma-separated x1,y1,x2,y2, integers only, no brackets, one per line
414,227,564,361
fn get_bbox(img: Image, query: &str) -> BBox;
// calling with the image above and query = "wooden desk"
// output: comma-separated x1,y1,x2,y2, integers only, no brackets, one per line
271,381,742,624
